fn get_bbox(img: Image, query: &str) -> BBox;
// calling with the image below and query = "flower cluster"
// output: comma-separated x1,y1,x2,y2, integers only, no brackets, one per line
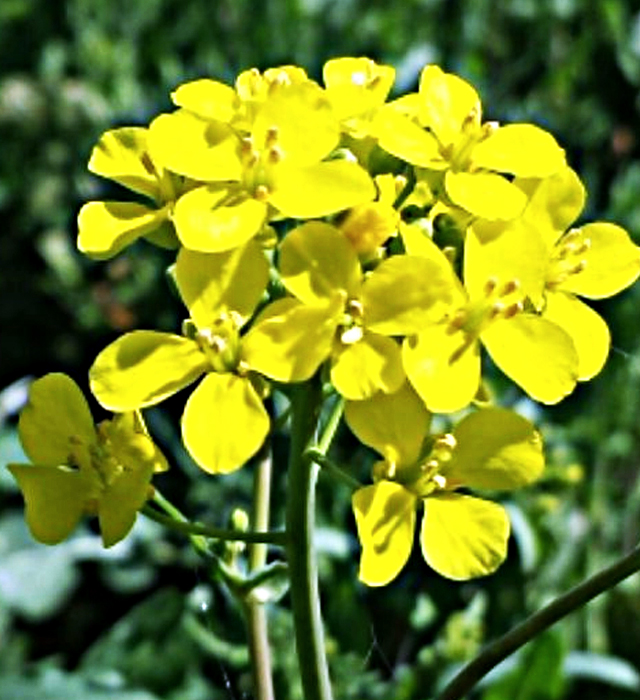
9,58,640,583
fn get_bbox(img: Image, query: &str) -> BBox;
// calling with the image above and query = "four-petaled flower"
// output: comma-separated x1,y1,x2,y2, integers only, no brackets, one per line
346,383,544,585
8,373,167,547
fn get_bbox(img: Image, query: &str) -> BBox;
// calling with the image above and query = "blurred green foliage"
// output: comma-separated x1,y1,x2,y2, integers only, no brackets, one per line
3,0,640,699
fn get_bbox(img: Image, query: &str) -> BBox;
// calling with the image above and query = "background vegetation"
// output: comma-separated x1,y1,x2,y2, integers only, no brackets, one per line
2,0,640,698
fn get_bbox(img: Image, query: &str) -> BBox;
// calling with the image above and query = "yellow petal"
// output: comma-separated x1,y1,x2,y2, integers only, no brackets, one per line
444,408,544,490
372,105,444,168
7,464,88,545
181,373,269,474
556,223,640,299
344,382,430,465
421,494,510,580
90,331,208,411
242,297,342,383
542,292,610,381
99,458,154,547
352,482,416,587
445,170,527,220
470,124,566,178
171,78,237,122
279,221,361,303
403,325,481,413
466,218,547,309
173,185,268,253
88,127,160,199
175,241,269,328
269,160,375,219
331,333,404,400
18,373,96,465
77,201,168,259
418,65,481,147
517,166,586,247
253,82,339,167
362,255,460,336
148,110,241,182
481,315,578,404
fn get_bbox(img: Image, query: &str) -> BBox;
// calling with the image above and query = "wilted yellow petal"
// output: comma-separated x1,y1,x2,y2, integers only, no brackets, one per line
171,79,237,123
331,332,404,400
88,127,160,199
242,297,342,383
445,170,527,220
403,325,481,413
344,382,430,465
90,331,208,411
7,464,88,545
181,373,269,474
279,221,361,303
148,110,242,182
543,291,610,381
470,124,566,178
352,482,416,587
421,493,510,580
444,408,544,490
481,315,578,404
99,458,154,547
78,201,168,259
556,223,640,299
175,241,269,328
173,185,268,253
18,373,96,465
269,160,375,219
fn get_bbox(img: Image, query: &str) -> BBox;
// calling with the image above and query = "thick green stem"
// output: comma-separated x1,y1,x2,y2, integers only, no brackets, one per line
285,381,334,700
437,544,640,700
245,446,275,700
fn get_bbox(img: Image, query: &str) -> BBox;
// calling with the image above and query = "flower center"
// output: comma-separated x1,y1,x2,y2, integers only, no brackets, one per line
239,125,282,200
338,298,365,345
446,277,523,362
196,311,243,373
546,228,590,289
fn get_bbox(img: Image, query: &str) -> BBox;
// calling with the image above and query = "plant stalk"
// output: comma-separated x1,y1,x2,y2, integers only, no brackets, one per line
285,381,334,700
437,543,640,700
245,445,275,700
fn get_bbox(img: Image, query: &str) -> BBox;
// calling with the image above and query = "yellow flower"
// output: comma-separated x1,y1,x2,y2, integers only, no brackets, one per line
147,71,376,252
346,383,544,585
7,373,166,547
89,241,271,474
400,224,579,412
77,127,189,259
374,65,566,220
468,166,640,381
322,56,396,139
242,221,460,400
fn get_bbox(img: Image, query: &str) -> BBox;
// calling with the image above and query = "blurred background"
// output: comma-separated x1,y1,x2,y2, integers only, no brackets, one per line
2,1,640,698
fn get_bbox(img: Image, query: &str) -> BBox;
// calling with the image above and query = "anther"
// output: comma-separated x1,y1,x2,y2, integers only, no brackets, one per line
267,145,283,164
483,277,499,296
500,279,520,296
254,184,270,201
503,301,523,318
265,125,279,147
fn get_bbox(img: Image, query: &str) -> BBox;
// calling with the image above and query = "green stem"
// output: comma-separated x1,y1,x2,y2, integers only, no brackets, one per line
142,500,286,547
437,543,640,700
285,381,334,700
245,445,275,700
306,449,361,491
